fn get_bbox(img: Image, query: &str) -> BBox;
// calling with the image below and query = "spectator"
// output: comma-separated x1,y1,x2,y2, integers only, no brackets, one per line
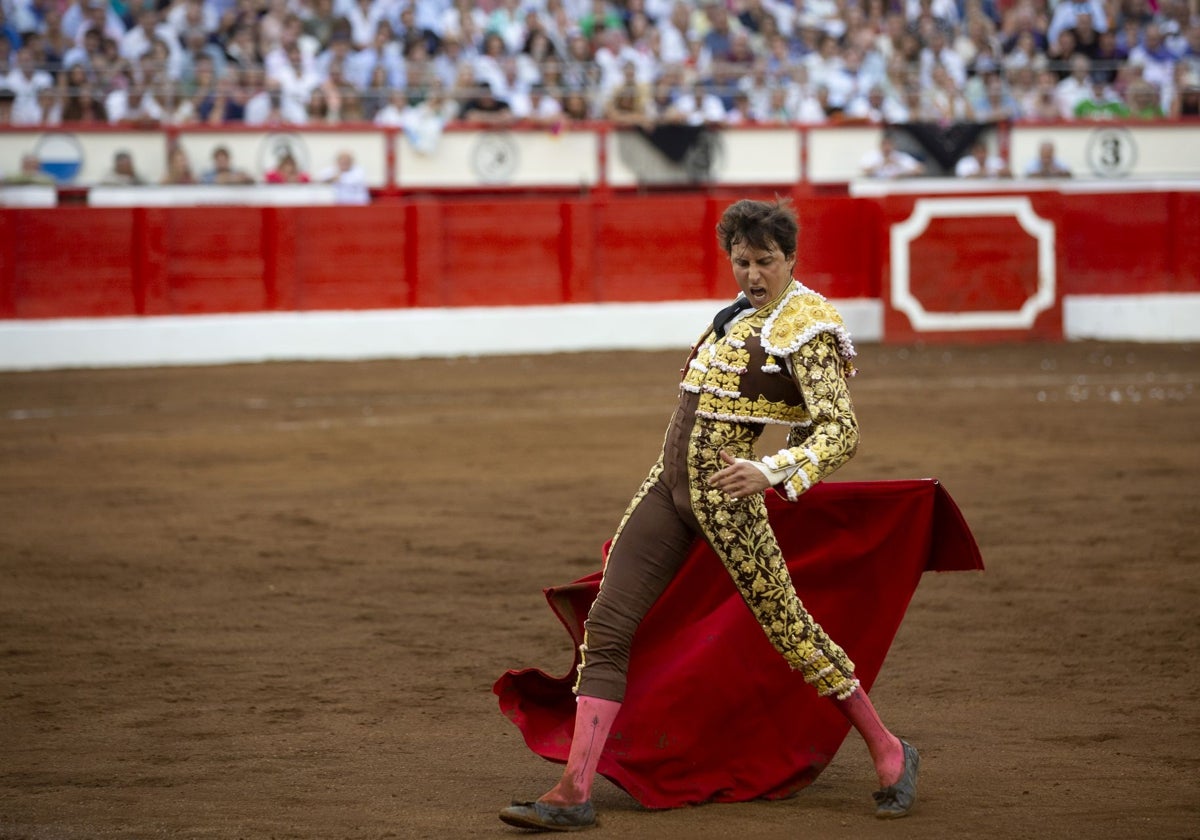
1055,53,1095,116
514,82,564,125
459,79,513,124
845,83,908,123
3,152,55,185
970,70,1020,121
1073,75,1129,118
1047,0,1108,47
671,80,727,125
954,139,1011,177
1124,77,1165,118
603,79,651,125
560,88,593,121
105,74,166,124
264,151,309,183
200,145,254,184
1024,140,1072,177
1170,70,1200,118
161,145,196,185
1127,23,1176,93
98,149,146,185
56,62,106,123
316,150,370,205
5,46,52,124
0,86,14,123
860,133,925,178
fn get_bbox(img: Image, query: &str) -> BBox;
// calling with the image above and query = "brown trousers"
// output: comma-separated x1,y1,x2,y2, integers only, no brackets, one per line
574,392,859,703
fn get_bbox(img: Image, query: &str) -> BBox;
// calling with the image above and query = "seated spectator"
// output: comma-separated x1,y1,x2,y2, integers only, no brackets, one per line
201,144,254,184
1073,75,1129,118
264,151,309,183
56,63,107,123
671,81,728,126
459,80,513,124
602,80,651,126
513,83,564,126
969,71,1020,121
860,133,925,178
560,89,593,122
1168,69,1200,118
98,150,146,185
5,46,53,125
399,84,459,154
1054,54,1094,116
1127,23,1176,94
1024,140,1072,178
954,139,1011,178
0,87,15,123
161,145,196,185
316,150,369,205
372,88,409,126
1124,78,1164,118
845,83,908,123
3,152,55,185
105,75,167,124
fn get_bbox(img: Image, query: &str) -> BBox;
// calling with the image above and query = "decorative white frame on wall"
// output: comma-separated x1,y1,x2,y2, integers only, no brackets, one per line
889,196,1057,332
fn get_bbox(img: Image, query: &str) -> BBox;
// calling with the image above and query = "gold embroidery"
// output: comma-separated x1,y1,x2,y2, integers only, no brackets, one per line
684,416,858,697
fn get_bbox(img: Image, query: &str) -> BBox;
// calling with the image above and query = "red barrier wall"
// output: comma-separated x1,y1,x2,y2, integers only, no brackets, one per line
2,189,1196,324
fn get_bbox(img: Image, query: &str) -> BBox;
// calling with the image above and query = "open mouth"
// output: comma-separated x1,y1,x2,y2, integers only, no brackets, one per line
747,286,769,305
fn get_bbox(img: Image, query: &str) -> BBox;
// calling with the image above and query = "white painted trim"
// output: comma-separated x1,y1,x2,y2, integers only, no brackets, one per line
0,299,885,371
851,178,1200,197
1064,293,1200,342
890,197,1056,332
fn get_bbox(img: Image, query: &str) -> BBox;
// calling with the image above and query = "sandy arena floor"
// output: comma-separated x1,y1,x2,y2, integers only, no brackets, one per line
1,341,1197,840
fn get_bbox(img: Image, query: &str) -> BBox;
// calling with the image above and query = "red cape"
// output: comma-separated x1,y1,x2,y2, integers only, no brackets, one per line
493,479,983,809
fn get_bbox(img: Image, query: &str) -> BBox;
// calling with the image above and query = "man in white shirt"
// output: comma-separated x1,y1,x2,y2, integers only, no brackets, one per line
954,140,1011,178
860,133,925,179
317,150,370,205
4,46,52,125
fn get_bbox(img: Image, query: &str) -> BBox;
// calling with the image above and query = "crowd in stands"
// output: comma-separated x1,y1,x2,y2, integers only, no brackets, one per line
1,0,1198,135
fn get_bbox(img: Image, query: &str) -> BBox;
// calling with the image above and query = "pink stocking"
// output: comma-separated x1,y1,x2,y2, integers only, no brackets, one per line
835,686,905,787
539,695,622,806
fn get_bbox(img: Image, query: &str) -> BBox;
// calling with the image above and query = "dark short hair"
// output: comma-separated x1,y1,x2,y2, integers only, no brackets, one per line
715,198,799,259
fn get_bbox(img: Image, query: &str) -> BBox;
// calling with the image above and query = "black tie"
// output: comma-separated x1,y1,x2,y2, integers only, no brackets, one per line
713,296,752,337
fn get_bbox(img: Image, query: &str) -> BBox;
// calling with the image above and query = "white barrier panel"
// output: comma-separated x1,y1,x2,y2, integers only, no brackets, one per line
5,123,1200,190
1064,293,1200,342
0,130,166,186
1009,124,1200,180
398,129,597,187
0,185,57,207
807,126,884,184
0,299,883,371
174,130,388,186
88,183,340,206
850,177,1200,197
608,127,803,187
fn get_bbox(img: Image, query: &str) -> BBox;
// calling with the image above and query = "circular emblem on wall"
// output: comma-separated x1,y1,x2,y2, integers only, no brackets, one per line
470,133,520,184
33,133,84,183
1085,127,1136,178
258,132,311,177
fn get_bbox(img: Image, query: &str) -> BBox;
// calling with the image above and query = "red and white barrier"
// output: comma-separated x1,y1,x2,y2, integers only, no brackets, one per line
1,184,1196,370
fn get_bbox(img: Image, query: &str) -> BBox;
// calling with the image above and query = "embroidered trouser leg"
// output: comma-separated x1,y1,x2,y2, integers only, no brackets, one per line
688,418,860,700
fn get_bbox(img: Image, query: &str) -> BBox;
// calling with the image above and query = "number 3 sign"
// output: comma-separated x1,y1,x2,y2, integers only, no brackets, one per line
1085,127,1137,177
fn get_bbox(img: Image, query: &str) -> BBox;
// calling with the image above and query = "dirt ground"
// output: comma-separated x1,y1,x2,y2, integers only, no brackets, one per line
1,340,1197,840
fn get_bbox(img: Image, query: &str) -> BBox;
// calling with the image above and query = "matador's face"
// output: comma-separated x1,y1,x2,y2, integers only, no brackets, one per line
729,239,795,309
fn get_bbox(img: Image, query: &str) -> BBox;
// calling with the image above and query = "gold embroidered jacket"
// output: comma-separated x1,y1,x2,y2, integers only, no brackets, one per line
680,281,859,502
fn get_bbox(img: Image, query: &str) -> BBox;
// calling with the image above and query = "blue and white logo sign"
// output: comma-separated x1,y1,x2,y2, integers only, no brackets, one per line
34,133,85,183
